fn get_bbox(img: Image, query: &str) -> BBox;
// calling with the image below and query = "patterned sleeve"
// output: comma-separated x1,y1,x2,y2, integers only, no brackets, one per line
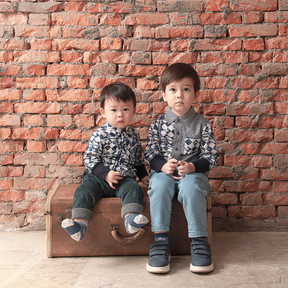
83,131,103,172
200,123,219,170
134,130,145,167
143,117,161,165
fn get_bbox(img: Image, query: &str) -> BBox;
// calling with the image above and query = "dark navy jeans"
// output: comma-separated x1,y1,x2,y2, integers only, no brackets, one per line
72,169,145,224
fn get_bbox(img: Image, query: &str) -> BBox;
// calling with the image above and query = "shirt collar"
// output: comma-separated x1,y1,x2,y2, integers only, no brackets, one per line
166,106,196,126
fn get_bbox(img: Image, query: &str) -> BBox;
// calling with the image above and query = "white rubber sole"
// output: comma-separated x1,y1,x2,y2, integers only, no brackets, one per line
146,255,171,274
190,262,214,274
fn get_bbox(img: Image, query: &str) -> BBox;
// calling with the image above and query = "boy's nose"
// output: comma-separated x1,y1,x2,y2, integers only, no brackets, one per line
176,91,183,98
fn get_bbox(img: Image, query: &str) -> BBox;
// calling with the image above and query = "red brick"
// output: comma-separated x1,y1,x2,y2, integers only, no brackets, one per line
157,0,203,12
0,89,22,101
0,141,24,153
0,128,11,140
137,79,158,90
29,14,50,26
23,115,45,127
119,65,165,77
193,12,241,25
88,2,133,13
25,65,46,76
123,39,169,51
280,24,288,37
156,26,203,38
67,77,88,88
229,24,277,37
131,52,152,65
194,39,242,50
47,64,92,76
46,90,92,102
265,37,288,49
274,182,288,193
0,65,22,76
152,52,198,65
240,194,262,205
27,141,46,152
60,129,82,140
61,154,83,165
265,11,288,22
14,102,60,114
16,77,60,89
274,155,288,170
242,12,264,23
264,194,288,206
61,51,83,63
226,130,273,142
208,167,235,178
261,143,288,154
261,169,288,181
52,39,100,51
0,179,13,190
30,39,52,50
24,166,45,178
230,0,277,11
0,51,13,62
23,90,45,101
278,207,288,217
74,115,95,128
134,26,155,38
227,103,273,116
0,115,21,126
206,0,229,12
57,141,86,153
101,38,122,50
212,192,238,205
243,39,265,51
63,27,84,38
65,1,85,12
275,129,288,142
11,128,41,140
125,13,168,25
52,13,98,26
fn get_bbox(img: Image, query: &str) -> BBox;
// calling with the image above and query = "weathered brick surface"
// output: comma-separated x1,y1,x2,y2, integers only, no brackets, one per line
0,0,287,231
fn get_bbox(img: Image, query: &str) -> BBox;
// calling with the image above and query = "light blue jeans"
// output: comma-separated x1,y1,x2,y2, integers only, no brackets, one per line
147,170,211,238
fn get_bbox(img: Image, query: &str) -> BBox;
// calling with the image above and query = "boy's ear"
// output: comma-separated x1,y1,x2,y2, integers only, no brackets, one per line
161,91,167,101
100,107,106,118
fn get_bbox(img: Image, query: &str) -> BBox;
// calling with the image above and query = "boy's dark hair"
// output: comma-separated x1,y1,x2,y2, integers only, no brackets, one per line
160,63,200,93
100,82,136,108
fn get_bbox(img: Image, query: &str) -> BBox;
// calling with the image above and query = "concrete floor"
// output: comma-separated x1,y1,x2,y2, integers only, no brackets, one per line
0,231,288,288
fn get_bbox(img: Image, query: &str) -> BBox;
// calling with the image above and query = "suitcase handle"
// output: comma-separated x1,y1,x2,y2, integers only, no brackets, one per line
110,224,146,244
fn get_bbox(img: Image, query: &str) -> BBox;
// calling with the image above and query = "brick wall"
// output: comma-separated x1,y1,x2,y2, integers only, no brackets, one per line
0,0,287,231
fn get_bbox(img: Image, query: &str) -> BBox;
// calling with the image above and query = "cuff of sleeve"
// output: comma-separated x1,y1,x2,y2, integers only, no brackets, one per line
92,163,110,180
193,159,210,173
150,155,167,173
136,165,148,180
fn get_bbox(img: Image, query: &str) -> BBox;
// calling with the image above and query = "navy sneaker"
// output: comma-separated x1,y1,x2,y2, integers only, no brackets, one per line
146,240,171,274
190,237,214,273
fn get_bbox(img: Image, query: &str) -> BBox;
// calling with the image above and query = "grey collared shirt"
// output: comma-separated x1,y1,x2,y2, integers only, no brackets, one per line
143,106,219,174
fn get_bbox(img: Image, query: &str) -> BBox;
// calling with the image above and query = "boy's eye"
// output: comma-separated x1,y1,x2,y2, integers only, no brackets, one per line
184,88,190,91
170,88,175,92
124,108,129,111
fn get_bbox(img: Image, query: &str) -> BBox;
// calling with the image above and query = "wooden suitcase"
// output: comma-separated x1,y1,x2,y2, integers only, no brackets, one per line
46,183,212,257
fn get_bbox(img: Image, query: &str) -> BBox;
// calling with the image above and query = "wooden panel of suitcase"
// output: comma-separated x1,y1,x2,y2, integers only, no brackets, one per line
46,183,212,257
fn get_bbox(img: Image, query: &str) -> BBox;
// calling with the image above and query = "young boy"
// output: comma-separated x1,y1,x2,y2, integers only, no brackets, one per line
143,63,219,274
62,82,150,241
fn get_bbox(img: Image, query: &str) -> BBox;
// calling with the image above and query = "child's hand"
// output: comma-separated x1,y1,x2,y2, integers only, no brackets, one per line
161,158,178,176
105,170,123,189
178,161,195,177
141,175,150,186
